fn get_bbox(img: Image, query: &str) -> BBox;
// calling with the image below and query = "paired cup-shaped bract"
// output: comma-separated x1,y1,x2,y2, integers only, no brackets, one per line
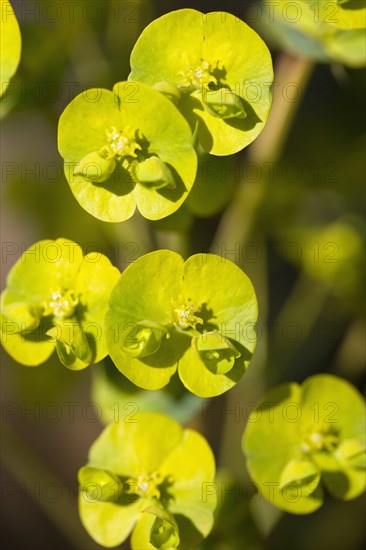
58,81,197,222
0,239,120,369
129,9,274,155
242,375,366,514
259,0,365,67
106,250,258,397
78,413,216,549
0,0,22,97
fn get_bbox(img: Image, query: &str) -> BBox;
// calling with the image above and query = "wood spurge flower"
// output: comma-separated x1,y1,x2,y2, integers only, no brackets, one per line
0,238,120,369
78,413,216,549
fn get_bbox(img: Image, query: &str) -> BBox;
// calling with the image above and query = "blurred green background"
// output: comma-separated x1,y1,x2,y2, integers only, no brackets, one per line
1,1,365,549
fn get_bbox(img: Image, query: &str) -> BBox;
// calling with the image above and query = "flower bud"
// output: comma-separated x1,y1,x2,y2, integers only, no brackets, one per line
121,320,168,358
136,157,176,190
146,507,180,550
153,81,182,104
79,466,123,503
203,88,247,119
74,151,116,183
193,331,241,375
335,439,365,470
279,459,320,497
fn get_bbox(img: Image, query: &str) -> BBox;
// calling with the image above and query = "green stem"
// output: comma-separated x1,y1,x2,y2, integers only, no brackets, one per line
212,54,314,252
267,274,329,385
216,54,314,537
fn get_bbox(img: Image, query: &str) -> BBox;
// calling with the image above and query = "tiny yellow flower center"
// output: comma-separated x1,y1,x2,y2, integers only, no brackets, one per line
172,298,203,330
102,126,141,159
43,289,79,319
126,471,162,500
178,59,217,92
301,427,339,454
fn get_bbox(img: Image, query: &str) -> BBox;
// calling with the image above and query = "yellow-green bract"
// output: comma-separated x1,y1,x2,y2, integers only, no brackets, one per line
242,374,366,514
0,0,22,97
129,9,274,156
258,0,366,67
0,238,120,370
78,412,216,549
58,82,197,222
105,250,258,397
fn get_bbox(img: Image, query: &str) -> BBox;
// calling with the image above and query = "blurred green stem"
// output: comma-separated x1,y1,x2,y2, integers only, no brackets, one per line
213,54,314,251
267,274,329,385
216,54,314,537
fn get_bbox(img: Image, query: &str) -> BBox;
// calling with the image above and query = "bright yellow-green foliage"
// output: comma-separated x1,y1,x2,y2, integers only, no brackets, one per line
129,9,274,155
243,375,366,513
58,82,197,222
106,250,258,397
0,0,21,97
1,239,120,369
260,0,366,66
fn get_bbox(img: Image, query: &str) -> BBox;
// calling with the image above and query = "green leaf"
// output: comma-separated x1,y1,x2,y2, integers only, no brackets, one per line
0,0,22,97
129,9,274,155
203,88,247,120
1,321,55,367
58,82,197,222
